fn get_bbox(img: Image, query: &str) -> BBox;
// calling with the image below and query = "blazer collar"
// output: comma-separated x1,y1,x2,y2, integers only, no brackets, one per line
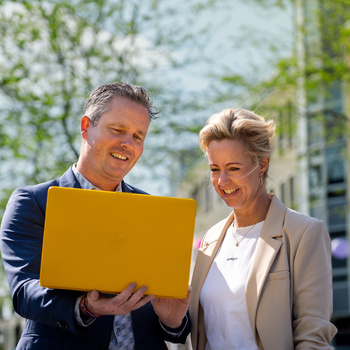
121,181,137,193
203,194,286,243
58,166,133,193
260,194,287,239
246,195,286,334
58,166,81,188
191,195,288,349
198,195,287,275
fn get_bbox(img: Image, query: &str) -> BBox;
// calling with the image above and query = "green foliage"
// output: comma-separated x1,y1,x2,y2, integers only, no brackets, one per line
220,0,350,143
243,0,289,8
0,0,226,204
0,0,231,311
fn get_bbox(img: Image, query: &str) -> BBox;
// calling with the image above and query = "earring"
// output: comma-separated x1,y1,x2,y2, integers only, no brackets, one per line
259,177,263,185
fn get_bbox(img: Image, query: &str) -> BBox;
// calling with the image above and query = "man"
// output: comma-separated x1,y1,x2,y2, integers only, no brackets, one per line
0,82,191,349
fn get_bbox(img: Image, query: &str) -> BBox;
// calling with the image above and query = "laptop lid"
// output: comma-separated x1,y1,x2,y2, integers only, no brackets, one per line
39,186,196,298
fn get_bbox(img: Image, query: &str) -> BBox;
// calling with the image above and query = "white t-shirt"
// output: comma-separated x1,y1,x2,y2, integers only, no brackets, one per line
200,221,264,350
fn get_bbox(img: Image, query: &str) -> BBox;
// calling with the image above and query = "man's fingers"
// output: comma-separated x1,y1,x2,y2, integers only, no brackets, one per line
88,290,100,301
116,282,138,303
128,285,148,300
110,284,148,307
85,283,153,315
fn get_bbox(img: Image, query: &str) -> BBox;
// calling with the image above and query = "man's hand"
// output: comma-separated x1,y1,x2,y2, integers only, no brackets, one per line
84,282,154,316
151,286,192,329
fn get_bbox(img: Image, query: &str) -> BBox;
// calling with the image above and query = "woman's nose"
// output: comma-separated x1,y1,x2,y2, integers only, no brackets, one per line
217,171,230,185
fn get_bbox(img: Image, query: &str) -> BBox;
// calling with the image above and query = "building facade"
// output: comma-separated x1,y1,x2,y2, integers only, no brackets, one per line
178,3,350,348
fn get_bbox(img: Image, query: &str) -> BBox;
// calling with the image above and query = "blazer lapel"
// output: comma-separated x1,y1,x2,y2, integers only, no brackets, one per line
190,212,234,349
194,211,235,295
246,195,287,336
121,180,134,193
58,166,82,189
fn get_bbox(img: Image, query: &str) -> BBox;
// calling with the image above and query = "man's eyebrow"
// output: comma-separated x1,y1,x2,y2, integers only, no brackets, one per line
108,122,146,135
108,122,126,128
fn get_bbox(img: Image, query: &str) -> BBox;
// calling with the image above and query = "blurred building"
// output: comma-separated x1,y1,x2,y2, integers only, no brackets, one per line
292,1,350,347
0,296,23,350
0,0,349,349
177,1,350,348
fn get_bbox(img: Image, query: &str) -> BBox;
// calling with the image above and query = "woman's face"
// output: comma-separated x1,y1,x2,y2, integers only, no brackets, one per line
207,138,266,210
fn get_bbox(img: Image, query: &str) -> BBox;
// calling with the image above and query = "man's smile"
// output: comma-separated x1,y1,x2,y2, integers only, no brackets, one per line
111,152,128,161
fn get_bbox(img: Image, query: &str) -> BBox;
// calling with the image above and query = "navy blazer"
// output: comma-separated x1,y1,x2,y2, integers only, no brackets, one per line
0,167,190,349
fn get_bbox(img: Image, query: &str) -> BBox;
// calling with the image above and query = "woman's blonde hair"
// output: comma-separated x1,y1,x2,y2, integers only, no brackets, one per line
199,108,275,178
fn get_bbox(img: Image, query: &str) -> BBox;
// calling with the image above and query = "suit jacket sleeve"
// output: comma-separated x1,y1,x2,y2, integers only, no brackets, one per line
1,182,191,344
0,186,83,333
291,219,336,349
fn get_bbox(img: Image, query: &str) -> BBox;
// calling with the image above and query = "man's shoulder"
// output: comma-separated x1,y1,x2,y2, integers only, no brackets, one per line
10,178,58,202
15,168,73,194
8,167,77,208
21,178,60,192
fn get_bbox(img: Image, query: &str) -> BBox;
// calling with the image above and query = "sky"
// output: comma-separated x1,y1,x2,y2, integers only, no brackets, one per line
125,1,294,196
0,1,295,201
0,0,295,311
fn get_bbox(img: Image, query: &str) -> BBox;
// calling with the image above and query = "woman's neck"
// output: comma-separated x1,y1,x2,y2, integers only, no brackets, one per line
232,191,272,228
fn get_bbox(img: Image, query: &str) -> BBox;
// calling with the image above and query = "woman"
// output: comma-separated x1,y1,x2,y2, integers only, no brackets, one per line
190,108,337,350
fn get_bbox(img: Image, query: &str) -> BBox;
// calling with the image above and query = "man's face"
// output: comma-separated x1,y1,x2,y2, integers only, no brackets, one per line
78,96,150,191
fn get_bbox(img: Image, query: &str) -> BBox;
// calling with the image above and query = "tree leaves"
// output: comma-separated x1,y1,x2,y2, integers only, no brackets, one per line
0,0,225,200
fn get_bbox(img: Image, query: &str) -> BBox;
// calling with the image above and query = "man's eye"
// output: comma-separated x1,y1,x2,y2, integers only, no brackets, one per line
134,134,143,141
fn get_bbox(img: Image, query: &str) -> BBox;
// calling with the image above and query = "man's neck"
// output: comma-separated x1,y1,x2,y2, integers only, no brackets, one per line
73,164,122,192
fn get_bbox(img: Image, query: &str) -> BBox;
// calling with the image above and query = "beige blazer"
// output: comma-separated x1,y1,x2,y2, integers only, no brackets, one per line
190,195,337,350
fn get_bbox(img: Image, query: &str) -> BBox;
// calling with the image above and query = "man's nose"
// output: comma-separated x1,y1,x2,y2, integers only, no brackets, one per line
120,134,134,149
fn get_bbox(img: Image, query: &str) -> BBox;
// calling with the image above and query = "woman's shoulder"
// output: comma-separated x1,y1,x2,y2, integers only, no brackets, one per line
285,206,325,228
202,214,233,246
270,194,326,230
267,195,329,244
281,206,330,249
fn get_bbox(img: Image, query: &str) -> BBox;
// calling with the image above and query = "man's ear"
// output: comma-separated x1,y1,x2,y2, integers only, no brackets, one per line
81,116,90,140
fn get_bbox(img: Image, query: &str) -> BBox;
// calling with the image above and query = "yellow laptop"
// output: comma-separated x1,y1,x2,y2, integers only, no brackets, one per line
39,186,196,299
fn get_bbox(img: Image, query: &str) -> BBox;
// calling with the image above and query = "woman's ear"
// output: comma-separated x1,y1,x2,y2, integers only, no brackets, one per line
260,158,270,176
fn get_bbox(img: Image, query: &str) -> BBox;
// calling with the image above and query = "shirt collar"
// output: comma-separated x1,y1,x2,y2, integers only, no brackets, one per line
72,164,122,192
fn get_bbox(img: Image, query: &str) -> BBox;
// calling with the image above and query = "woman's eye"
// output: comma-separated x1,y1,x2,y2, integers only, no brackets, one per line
210,168,219,172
